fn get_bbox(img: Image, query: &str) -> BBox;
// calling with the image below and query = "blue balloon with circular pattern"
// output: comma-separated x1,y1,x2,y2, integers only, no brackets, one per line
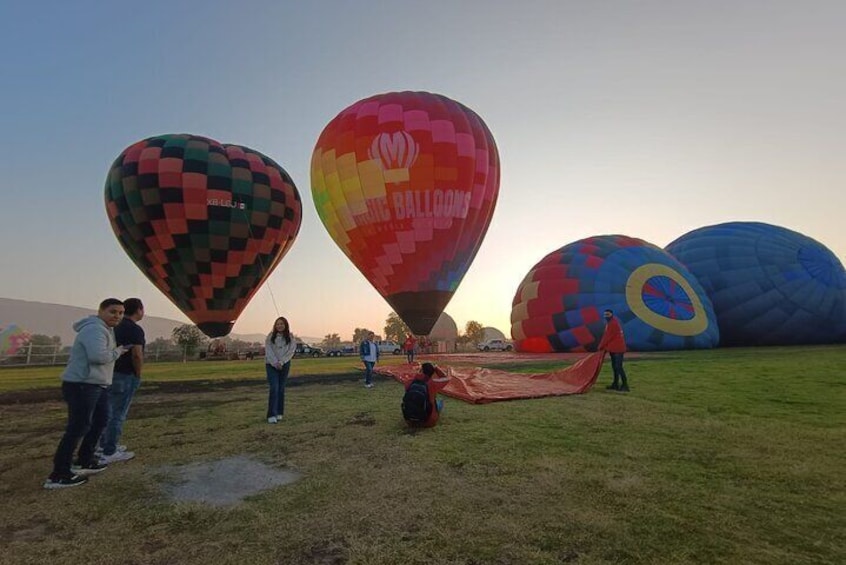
510,235,720,352
666,222,846,345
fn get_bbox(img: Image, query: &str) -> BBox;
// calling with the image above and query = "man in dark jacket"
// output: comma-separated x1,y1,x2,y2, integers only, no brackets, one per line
99,298,145,463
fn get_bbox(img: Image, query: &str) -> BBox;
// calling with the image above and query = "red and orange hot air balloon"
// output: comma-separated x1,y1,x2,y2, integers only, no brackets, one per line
311,91,500,335
105,134,302,338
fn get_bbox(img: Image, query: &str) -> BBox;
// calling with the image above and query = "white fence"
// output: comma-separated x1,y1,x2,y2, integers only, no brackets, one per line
0,343,199,367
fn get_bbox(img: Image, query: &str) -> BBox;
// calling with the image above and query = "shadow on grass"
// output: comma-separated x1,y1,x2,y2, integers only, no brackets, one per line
0,372,387,406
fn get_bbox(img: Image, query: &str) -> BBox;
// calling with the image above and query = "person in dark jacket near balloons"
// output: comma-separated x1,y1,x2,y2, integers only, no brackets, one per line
598,309,629,392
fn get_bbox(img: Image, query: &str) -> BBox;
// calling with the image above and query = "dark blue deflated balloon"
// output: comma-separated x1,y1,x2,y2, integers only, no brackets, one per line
666,222,846,345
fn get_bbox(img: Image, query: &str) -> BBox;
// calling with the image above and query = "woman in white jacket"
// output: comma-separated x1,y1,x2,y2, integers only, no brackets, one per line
264,317,297,423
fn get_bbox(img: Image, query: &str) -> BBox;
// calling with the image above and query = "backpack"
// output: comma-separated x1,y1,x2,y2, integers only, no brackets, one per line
402,378,432,424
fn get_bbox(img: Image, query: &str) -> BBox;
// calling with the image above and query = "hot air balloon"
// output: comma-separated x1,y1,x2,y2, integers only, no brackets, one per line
666,222,846,345
311,91,499,335
511,235,719,352
0,324,31,356
105,134,302,338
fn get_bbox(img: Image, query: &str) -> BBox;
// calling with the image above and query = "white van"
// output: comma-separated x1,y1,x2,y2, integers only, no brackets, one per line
375,340,402,355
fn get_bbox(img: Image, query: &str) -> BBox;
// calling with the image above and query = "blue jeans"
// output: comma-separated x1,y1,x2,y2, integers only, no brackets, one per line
610,353,628,387
51,381,109,477
362,360,375,384
266,362,291,417
100,372,141,455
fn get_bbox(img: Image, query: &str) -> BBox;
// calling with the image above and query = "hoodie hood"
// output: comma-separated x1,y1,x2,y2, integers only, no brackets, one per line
73,315,106,333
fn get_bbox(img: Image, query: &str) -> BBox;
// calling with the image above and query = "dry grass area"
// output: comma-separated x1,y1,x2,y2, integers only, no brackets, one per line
0,346,844,564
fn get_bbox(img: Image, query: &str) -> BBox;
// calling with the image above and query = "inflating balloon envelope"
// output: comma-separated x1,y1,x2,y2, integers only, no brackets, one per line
105,134,302,338
311,91,500,335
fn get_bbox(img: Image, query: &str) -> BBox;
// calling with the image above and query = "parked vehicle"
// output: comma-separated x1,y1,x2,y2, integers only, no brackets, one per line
477,339,513,352
295,343,324,357
326,345,355,357
375,340,402,355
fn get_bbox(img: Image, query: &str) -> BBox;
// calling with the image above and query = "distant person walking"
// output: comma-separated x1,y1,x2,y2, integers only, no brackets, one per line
598,309,629,392
99,298,145,464
265,316,296,423
403,334,417,364
44,299,130,489
402,362,451,428
359,332,379,388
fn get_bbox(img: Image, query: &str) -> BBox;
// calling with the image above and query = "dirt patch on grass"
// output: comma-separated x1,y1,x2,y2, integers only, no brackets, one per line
155,455,301,507
347,412,376,426
0,372,382,405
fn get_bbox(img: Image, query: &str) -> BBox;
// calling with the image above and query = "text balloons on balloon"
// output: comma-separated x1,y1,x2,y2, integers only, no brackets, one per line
311,91,500,335
105,134,302,338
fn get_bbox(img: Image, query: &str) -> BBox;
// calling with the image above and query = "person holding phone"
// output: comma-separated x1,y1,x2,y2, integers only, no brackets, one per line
44,298,131,489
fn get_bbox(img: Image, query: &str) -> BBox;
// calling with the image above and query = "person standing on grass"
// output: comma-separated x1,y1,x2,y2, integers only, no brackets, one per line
99,298,145,464
359,332,379,388
402,362,451,428
44,299,131,489
598,309,629,392
265,316,296,424
403,334,417,364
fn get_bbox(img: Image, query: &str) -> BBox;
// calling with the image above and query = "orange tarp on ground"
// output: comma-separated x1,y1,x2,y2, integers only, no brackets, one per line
376,352,605,404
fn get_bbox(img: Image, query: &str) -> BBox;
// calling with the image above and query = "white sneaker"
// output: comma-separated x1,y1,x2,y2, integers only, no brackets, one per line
275,415,283,421
99,450,136,464
95,444,126,456
267,417,278,424
364,383,374,389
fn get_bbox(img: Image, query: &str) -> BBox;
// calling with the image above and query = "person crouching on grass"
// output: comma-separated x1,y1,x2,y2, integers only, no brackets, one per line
401,362,451,428
44,299,131,489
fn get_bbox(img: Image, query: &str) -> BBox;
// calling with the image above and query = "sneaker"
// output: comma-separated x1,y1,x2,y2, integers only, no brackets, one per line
267,416,278,424
619,385,630,392
71,461,108,475
364,383,374,389
95,444,126,456
43,474,88,489
99,450,136,464
606,384,619,391
275,415,283,421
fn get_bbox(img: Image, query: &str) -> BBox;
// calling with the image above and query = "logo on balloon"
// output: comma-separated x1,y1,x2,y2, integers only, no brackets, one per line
207,198,246,210
369,131,419,183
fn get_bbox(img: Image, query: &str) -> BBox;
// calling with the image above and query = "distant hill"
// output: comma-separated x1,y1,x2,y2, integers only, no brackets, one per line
0,298,302,346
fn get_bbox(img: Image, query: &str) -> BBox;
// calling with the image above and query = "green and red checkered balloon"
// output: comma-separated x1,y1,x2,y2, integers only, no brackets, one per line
105,134,302,337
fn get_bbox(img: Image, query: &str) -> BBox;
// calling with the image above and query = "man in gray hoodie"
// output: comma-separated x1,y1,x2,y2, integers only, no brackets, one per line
44,298,131,489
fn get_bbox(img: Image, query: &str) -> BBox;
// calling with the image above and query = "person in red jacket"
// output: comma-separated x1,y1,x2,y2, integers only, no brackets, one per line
402,334,417,364
403,362,450,427
598,309,629,392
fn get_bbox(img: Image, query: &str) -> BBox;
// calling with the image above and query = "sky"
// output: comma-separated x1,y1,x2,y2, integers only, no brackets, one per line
1,1,844,342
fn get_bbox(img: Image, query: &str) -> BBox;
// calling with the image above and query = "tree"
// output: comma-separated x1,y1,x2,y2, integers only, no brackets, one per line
172,324,206,357
464,321,485,346
11,333,59,363
28,334,61,349
321,333,341,350
383,312,411,343
352,327,374,344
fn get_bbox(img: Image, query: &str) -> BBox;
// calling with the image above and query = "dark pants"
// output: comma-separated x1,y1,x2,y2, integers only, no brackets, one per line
51,381,109,478
406,350,414,363
266,362,291,418
610,353,628,387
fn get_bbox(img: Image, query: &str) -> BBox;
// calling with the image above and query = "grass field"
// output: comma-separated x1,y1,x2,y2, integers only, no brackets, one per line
0,346,843,564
